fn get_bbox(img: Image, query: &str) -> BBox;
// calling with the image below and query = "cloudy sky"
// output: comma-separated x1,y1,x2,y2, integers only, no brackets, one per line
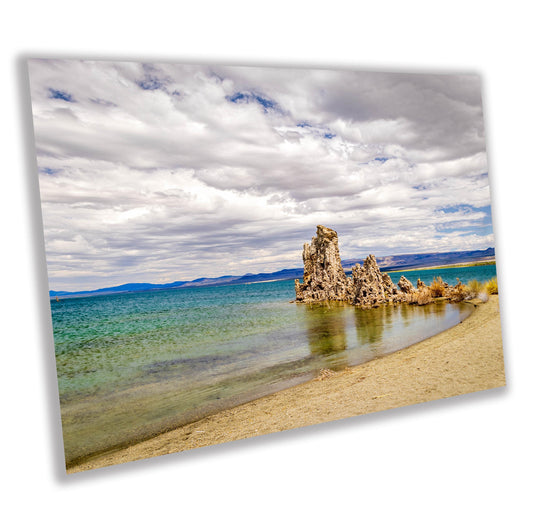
28,59,494,292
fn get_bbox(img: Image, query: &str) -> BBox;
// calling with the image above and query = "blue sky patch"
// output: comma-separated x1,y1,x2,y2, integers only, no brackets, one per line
374,157,389,162
48,88,74,102
296,121,336,139
439,204,493,221
137,75,163,90
440,203,482,214
40,167,60,175
436,204,493,235
227,91,280,113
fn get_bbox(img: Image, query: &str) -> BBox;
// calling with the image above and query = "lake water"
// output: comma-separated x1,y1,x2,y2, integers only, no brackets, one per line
51,263,496,465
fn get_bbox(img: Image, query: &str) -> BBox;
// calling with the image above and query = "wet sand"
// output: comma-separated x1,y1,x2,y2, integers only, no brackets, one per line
68,295,505,473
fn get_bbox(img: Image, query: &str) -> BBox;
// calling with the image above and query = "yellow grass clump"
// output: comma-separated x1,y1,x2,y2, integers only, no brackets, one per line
467,279,484,298
429,276,446,298
465,278,499,302
485,277,498,295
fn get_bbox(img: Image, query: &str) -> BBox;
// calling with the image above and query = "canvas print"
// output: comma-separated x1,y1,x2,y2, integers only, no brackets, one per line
28,59,505,473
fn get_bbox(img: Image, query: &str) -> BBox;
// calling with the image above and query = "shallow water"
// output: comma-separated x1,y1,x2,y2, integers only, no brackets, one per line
52,264,495,464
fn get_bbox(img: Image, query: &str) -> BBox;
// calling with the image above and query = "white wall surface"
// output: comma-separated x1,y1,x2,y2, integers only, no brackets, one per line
1,2,530,514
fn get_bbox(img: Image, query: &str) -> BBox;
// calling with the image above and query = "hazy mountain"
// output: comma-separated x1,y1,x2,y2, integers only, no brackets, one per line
343,248,496,271
50,248,495,298
49,280,186,298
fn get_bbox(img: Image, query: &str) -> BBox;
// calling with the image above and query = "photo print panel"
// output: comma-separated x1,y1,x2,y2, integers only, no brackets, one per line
28,59,505,473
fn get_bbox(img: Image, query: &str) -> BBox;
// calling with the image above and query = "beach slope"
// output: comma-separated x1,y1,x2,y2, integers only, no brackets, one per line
69,295,505,473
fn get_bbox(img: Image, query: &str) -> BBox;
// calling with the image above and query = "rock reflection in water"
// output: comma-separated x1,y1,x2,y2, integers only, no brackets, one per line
299,299,474,375
302,301,350,370
400,302,414,328
419,302,441,319
354,304,393,345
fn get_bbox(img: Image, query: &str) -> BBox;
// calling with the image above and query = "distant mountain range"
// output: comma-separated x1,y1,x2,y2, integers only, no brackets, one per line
50,247,495,298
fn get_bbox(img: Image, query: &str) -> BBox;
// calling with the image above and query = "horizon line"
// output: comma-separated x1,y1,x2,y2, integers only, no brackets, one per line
49,247,496,297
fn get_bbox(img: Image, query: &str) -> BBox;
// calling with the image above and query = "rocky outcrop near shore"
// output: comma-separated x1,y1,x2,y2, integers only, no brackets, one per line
295,225,474,307
294,225,354,302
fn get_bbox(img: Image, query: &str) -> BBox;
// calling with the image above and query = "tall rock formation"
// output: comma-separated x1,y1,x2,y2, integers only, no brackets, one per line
294,225,354,302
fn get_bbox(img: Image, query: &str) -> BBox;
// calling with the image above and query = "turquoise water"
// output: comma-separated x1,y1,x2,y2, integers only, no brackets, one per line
52,264,496,465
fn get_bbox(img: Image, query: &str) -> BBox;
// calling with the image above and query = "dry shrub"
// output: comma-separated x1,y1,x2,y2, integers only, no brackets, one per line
485,277,498,295
467,279,483,298
429,276,446,297
449,281,468,302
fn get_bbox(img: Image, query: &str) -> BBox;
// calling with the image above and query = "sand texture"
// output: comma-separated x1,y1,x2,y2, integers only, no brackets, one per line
69,295,505,473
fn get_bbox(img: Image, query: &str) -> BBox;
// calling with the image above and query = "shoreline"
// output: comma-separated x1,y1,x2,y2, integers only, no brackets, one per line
374,259,496,274
68,295,505,474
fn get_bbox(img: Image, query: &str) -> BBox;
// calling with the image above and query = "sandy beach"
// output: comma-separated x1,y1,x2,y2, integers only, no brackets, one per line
68,295,505,474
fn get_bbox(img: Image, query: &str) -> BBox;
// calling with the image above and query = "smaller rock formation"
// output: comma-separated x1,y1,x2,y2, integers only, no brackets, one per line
352,255,397,307
398,275,415,294
382,271,399,298
294,225,354,302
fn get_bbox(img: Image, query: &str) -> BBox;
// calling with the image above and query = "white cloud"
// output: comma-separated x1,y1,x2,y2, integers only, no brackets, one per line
28,59,495,291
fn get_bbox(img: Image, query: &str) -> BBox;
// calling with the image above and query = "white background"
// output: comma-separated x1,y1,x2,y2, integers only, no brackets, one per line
1,2,531,514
